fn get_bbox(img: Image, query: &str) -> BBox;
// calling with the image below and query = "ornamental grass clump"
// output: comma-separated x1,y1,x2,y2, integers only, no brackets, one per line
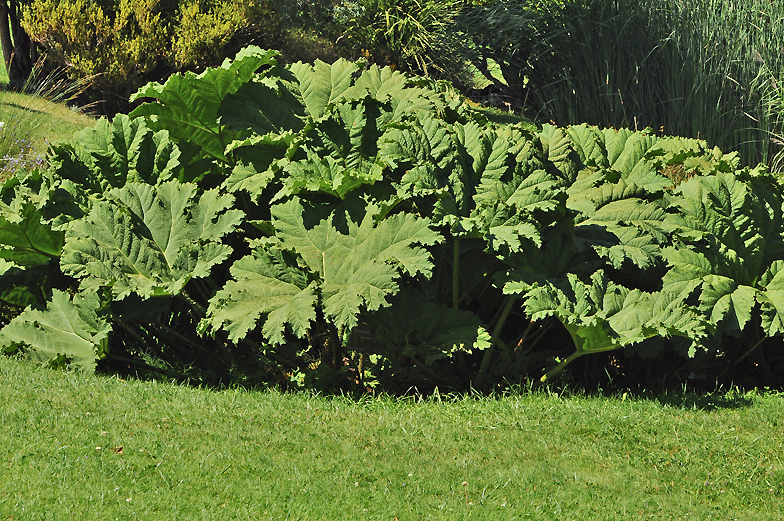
333,0,468,76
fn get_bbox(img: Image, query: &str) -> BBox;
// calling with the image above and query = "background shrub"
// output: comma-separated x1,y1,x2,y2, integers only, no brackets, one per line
20,0,272,113
174,0,265,68
22,0,168,96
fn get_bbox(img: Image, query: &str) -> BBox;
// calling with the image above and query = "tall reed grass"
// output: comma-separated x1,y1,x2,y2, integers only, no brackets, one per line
455,0,784,167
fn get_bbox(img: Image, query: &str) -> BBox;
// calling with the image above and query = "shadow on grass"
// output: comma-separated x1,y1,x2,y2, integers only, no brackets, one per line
527,379,758,412
0,101,48,115
652,390,754,411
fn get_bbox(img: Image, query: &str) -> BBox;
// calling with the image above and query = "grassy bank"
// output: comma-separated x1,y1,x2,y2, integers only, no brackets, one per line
1,355,783,519
0,79,95,177
0,91,93,169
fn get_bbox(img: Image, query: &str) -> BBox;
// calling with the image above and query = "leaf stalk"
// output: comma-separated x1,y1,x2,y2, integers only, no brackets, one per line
540,351,584,383
476,295,516,386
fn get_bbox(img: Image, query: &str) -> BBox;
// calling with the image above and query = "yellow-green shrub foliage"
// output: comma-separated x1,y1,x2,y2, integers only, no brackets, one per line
112,0,170,77
21,0,270,99
22,0,113,77
22,0,168,92
174,0,263,68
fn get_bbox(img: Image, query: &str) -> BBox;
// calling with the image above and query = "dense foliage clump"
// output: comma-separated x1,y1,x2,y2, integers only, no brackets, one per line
2,48,784,392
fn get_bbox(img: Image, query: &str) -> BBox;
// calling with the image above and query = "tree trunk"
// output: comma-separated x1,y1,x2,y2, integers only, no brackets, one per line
7,0,35,86
0,1,13,74
0,0,35,86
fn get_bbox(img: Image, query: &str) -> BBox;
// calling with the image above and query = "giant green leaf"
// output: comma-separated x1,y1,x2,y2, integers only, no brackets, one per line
539,124,578,184
281,150,383,200
381,115,456,184
289,58,363,120
272,199,442,330
380,114,464,225
602,128,651,171
698,275,759,332
61,181,243,299
219,77,306,136
660,246,713,299
206,199,443,342
522,272,618,354
205,248,318,344
661,172,784,333
223,131,299,200
0,201,63,266
77,115,179,185
472,204,542,251
606,288,707,351
645,136,738,182
285,60,441,125
566,124,609,169
347,64,443,117
760,261,784,336
276,100,386,200
0,264,50,308
501,219,600,292
130,46,279,162
521,270,706,375
460,122,527,223
665,173,755,250
0,178,68,307
577,194,669,269
593,128,673,191
49,114,180,201
469,130,563,249
0,290,110,372
746,173,784,271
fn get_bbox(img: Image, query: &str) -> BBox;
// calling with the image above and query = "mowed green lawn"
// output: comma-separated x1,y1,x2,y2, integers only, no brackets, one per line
1,354,783,520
